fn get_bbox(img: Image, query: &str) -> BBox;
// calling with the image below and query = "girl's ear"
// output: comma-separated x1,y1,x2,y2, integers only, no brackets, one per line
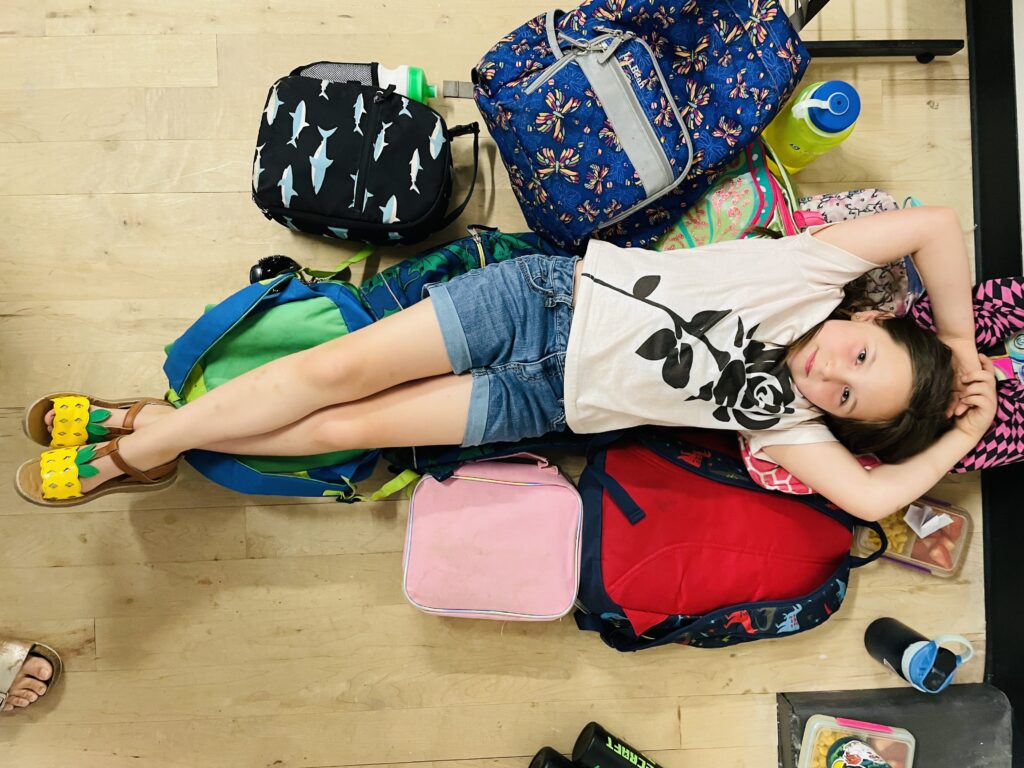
851,309,896,323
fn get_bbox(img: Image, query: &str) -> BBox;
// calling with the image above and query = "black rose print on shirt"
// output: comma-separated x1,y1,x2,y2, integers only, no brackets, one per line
587,272,796,430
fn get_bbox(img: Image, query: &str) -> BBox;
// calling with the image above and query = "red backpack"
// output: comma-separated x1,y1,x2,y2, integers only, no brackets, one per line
574,429,887,651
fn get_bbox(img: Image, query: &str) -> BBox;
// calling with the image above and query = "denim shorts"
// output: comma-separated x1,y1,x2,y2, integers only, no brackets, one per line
425,253,579,446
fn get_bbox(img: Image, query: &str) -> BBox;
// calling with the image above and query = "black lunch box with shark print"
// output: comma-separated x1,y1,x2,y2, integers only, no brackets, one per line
252,62,480,245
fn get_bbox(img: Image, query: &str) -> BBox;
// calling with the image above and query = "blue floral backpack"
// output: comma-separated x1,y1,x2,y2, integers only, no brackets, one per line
473,0,808,250
574,429,887,650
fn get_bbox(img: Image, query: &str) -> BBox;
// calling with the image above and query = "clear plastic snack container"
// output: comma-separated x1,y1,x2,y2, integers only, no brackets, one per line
798,714,916,768
853,496,971,577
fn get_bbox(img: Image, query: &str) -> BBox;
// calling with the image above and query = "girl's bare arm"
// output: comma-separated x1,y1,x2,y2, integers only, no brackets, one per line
764,359,997,521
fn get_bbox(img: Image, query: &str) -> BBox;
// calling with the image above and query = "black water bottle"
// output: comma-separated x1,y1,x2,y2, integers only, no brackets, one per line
529,747,574,768
864,617,972,694
572,722,662,768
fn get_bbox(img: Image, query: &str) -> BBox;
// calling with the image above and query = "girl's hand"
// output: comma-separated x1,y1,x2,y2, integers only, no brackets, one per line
952,354,997,440
943,337,983,418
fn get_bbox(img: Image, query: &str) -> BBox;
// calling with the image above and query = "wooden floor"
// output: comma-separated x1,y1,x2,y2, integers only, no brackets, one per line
0,2,981,766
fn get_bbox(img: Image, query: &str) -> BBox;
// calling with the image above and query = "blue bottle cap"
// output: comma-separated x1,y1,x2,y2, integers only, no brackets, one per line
906,641,961,693
807,80,861,134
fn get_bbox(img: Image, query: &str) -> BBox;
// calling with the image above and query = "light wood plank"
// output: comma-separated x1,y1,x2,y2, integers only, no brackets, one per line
0,35,217,89
43,0,537,37
0,552,404,621
245,500,408,558
0,507,246,567
0,698,680,767
0,620,95,671
0,0,45,37
214,33,515,90
0,140,248,195
0,88,146,143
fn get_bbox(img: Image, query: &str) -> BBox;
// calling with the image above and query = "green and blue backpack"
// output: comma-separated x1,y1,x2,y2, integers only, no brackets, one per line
163,229,568,499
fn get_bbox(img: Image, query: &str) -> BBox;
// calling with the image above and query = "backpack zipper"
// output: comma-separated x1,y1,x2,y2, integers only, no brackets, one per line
468,225,488,267
351,89,385,217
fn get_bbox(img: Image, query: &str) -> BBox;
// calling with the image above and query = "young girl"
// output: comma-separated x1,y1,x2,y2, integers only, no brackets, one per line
18,206,997,521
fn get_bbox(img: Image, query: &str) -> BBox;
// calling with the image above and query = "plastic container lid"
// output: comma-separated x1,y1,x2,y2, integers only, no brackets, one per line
852,496,971,578
807,80,860,134
798,714,916,768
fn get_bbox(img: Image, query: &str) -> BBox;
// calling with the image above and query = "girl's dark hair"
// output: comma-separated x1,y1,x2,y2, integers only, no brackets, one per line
823,315,954,463
749,226,956,461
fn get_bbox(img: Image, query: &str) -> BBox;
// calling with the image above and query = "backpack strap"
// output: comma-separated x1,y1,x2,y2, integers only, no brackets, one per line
348,468,421,503
584,431,646,524
848,519,888,567
302,245,375,281
164,273,296,393
438,123,481,230
546,9,566,60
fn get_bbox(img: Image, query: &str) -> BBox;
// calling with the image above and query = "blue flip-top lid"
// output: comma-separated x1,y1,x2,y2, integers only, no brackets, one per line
808,80,861,134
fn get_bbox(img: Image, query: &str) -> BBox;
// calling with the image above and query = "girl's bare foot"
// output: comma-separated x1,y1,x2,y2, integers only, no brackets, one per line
2,655,52,713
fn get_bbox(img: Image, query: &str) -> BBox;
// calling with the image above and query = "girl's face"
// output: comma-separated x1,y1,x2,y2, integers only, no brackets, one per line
787,314,913,421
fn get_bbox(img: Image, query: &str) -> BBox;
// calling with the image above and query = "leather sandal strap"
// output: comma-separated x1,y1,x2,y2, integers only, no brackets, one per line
122,398,168,431
103,437,178,484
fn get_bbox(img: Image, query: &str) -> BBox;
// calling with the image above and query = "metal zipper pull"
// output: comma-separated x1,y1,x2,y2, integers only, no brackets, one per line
467,225,487,268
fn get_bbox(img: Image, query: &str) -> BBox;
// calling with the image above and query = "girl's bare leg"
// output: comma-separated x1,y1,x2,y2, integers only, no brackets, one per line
198,374,473,455
117,299,452,470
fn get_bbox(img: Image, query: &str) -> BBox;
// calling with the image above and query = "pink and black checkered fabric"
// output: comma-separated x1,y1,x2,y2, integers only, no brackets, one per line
911,278,1024,472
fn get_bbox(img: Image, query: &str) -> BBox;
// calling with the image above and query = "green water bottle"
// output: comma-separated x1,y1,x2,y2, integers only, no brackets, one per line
763,80,860,174
377,63,437,103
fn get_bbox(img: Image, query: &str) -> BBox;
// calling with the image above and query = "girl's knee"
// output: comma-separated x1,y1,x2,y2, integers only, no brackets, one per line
302,344,366,393
310,409,371,452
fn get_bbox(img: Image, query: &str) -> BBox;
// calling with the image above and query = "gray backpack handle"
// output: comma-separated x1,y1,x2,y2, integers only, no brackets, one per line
546,8,566,60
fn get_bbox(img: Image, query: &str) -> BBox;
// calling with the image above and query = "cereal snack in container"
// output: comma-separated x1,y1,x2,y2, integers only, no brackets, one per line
853,496,971,577
798,714,916,768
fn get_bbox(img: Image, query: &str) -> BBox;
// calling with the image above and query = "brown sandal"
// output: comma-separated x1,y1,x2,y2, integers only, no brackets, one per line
23,393,172,448
15,437,179,508
0,639,62,713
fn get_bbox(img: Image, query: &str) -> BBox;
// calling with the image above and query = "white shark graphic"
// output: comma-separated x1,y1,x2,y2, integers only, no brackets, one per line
399,97,412,118
353,94,366,135
288,101,309,147
379,195,400,224
349,172,359,209
263,84,281,125
278,165,297,208
319,80,330,100
252,143,265,190
408,148,422,194
388,232,402,241
328,227,349,239
362,188,374,212
428,116,447,159
309,126,336,194
372,121,393,161
283,216,300,231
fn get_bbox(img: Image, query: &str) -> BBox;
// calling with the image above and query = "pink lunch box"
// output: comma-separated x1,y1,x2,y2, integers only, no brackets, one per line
402,453,583,620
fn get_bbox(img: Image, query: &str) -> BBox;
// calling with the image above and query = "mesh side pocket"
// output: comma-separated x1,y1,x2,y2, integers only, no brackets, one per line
299,62,375,85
